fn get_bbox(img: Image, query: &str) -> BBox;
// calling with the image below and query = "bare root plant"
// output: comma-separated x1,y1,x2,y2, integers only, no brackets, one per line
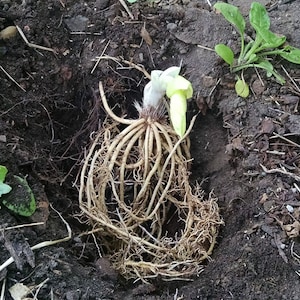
79,81,223,281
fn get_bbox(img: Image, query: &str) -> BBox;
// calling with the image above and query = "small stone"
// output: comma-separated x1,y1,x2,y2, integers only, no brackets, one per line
0,135,7,142
286,204,294,213
252,78,265,96
280,243,286,250
167,23,177,31
64,15,89,32
263,200,275,212
286,115,300,133
95,258,118,281
94,0,110,10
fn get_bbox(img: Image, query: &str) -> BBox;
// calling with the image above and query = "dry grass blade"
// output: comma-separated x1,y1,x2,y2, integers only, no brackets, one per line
0,65,26,92
92,55,151,79
0,279,5,300
260,164,300,182
119,0,134,20
16,25,57,54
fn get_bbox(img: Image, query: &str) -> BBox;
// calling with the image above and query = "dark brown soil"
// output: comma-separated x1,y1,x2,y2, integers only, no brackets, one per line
1,0,300,299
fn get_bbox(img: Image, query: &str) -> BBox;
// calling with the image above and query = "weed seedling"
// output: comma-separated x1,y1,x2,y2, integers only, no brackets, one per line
214,2,300,97
0,165,36,217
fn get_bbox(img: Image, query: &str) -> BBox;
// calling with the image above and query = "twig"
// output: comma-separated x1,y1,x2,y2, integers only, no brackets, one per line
270,132,300,149
294,183,300,193
0,99,27,116
33,278,49,300
59,0,66,8
93,55,150,79
205,0,212,6
38,102,55,142
197,44,214,51
252,148,285,156
70,31,102,36
0,279,5,300
16,25,57,54
291,241,300,264
0,222,44,232
122,59,151,79
208,78,221,97
91,40,110,74
254,66,265,86
260,164,300,182
0,65,26,92
281,64,300,112
281,64,300,93
91,232,102,258
119,0,134,20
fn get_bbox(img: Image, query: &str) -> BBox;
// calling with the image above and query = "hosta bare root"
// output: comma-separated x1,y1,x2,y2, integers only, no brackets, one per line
79,82,223,281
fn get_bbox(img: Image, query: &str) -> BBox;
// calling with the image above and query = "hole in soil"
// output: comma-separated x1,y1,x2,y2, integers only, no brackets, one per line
189,111,228,196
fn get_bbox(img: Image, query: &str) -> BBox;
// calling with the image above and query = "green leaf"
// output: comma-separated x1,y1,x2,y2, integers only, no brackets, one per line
255,60,275,78
0,183,12,197
247,53,258,64
2,175,36,217
256,60,274,72
215,44,234,66
235,78,249,98
256,28,286,49
254,60,285,84
0,165,12,197
0,165,8,182
280,46,300,64
214,2,245,36
249,2,270,32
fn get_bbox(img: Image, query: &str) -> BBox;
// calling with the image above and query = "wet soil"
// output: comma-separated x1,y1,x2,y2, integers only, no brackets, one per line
1,0,300,299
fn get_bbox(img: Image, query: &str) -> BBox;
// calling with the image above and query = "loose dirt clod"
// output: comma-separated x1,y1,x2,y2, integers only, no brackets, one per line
79,82,222,281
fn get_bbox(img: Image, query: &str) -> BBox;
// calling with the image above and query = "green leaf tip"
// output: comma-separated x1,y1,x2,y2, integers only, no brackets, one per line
214,2,245,36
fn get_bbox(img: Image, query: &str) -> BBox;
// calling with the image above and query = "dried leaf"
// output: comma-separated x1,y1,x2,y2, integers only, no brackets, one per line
283,221,300,238
260,118,275,134
9,283,31,300
259,193,268,204
140,27,152,46
4,231,35,270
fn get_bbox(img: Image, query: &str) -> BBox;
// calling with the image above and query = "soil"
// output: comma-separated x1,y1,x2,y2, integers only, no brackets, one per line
1,0,300,299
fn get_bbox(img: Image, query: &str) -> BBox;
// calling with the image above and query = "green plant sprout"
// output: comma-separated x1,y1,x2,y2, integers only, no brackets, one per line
0,165,36,217
141,66,193,137
214,2,300,97
0,165,12,197
166,75,193,137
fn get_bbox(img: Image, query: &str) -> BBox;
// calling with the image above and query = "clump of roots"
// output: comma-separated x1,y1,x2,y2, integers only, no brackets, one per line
79,82,223,281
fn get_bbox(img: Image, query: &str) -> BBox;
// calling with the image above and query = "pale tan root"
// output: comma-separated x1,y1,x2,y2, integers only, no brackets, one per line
79,82,223,281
